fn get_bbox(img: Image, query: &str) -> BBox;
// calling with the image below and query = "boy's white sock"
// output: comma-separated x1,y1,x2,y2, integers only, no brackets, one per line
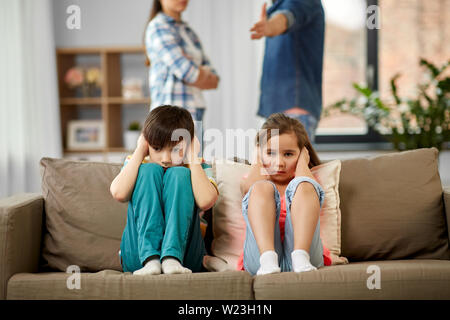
257,250,281,275
161,257,192,274
291,249,317,273
133,257,161,275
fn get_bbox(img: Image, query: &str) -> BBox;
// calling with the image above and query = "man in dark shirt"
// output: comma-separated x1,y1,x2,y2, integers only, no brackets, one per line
251,0,325,143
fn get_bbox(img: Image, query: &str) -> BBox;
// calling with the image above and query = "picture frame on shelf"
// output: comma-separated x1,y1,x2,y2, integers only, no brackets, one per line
67,120,105,150
122,77,144,99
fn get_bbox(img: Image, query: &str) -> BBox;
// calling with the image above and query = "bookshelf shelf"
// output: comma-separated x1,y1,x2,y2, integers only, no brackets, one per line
56,46,150,154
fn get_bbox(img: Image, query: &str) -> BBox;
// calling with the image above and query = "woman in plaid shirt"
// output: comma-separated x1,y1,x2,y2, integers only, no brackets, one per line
144,0,219,124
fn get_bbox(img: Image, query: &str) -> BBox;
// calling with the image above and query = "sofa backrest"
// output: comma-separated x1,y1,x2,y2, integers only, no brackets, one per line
338,148,449,261
38,148,449,273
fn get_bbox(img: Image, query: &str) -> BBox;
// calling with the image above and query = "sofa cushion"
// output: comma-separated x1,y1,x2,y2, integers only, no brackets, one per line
40,158,126,272
339,148,450,261
253,260,450,299
7,270,254,300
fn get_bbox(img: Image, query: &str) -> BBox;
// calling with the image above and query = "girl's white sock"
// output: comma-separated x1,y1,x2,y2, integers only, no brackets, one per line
257,250,281,275
291,249,317,273
133,256,161,275
161,257,192,274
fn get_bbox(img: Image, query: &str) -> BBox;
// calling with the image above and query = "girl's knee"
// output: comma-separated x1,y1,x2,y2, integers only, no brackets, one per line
286,177,325,207
247,181,278,217
249,180,276,197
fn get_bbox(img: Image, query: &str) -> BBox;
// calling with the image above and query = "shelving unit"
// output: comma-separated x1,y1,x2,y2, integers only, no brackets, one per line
56,46,150,155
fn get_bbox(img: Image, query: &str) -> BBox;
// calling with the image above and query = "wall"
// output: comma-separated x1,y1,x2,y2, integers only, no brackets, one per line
53,0,150,47
53,0,151,129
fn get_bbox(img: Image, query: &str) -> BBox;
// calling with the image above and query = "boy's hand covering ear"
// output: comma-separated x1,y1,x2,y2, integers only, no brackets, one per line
185,136,201,165
136,133,149,157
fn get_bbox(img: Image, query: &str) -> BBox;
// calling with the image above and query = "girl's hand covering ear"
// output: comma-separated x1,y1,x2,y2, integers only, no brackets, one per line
252,145,271,176
296,146,310,173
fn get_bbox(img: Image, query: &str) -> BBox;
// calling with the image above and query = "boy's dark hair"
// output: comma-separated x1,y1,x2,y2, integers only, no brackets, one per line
143,105,194,150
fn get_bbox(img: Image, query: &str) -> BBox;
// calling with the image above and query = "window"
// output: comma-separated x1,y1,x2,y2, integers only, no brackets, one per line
318,0,367,136
378,0,449,102
317,0,449,145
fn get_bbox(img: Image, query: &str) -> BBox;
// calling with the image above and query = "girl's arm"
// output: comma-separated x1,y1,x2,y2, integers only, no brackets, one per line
240,147,270,196
110,134,148,203
295,146,315,180
186,137,218,211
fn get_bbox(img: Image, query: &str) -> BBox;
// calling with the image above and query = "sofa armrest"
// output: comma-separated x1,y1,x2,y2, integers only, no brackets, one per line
444,187,450,244
0,193,43,300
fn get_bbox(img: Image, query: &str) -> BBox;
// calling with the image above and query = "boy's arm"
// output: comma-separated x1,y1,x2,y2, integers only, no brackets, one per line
110,134,148,203
185,136,218,211
189,163,218,211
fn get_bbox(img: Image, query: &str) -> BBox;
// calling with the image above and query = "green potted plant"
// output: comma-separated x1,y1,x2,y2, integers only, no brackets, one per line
123,121,142,151
324,58,450,151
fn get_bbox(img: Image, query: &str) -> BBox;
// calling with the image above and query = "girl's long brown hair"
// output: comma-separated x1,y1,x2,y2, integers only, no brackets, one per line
144,0,163,66
256,113,321,169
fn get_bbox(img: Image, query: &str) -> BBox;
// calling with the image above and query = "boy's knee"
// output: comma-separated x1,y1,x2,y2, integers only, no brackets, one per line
165,166,191,180
138,163,164,179
139,163,164,172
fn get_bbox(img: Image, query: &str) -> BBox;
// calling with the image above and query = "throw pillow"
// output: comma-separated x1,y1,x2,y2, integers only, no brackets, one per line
339,147,450,261
40,158,126,272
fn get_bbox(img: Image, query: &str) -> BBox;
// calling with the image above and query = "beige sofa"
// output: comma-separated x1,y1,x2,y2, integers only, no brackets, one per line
1,148,449,300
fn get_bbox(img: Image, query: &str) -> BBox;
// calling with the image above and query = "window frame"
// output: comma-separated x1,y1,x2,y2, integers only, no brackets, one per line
316,0,386,145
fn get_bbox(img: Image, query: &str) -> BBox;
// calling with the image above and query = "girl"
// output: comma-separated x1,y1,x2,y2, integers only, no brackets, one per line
144,0,219,123
110,105,219,275
238,113,330,275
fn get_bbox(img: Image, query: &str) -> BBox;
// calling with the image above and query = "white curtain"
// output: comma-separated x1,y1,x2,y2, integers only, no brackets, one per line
184,0,267,160
0,0,62,198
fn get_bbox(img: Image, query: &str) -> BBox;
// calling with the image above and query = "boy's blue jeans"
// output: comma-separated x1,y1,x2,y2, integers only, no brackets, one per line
242,177,325,276
119,163,206,273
